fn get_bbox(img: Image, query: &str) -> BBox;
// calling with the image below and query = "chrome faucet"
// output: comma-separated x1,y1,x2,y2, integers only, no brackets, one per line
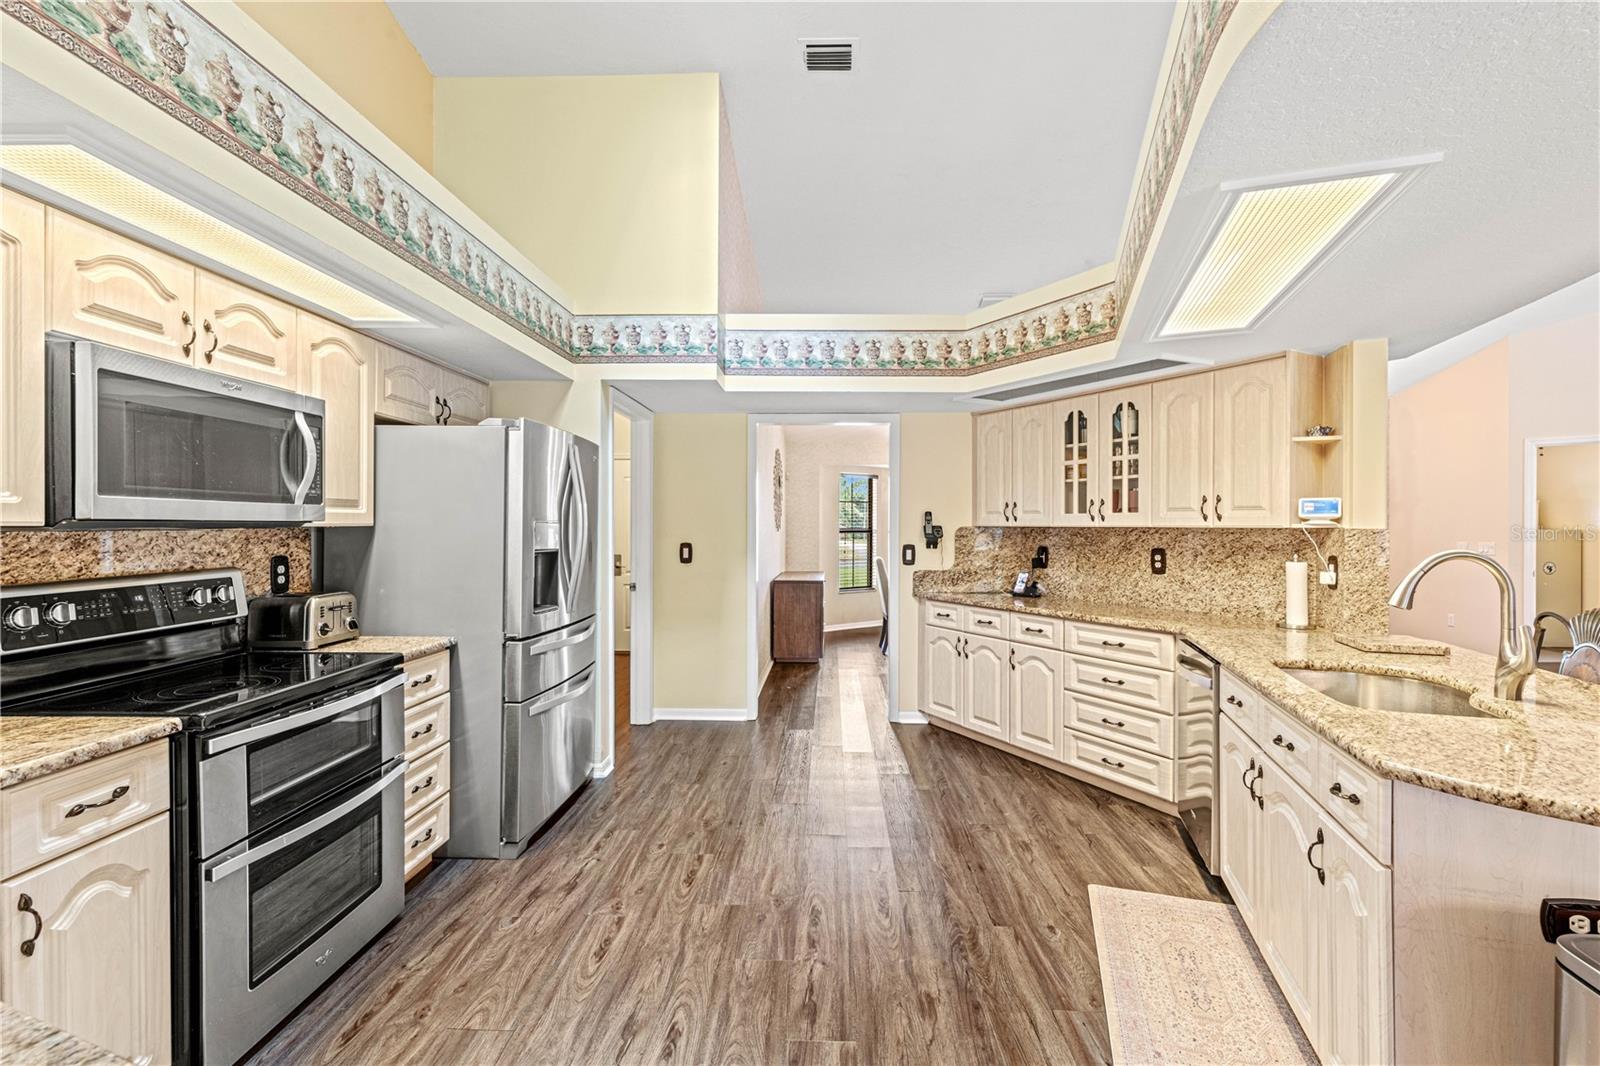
1388,549,1538,700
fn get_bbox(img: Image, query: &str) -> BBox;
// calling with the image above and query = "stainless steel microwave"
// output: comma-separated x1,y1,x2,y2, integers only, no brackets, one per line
44,334,326,526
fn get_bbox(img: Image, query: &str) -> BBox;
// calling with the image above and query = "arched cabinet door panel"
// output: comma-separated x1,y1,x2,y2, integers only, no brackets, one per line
48,210,195,364
299,312,376,526
1,192,47,526
194,271,298,388
1151,374,1213,526
1214,359,1289,526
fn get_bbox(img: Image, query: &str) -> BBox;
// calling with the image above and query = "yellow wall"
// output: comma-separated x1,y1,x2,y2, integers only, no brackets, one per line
653,414,749,711
490,377,606,443
897,414,973,713
434,74,721,314
236,0,435,171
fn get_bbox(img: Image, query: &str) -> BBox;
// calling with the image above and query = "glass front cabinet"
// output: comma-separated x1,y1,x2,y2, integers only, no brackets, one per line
1050,399,1100,525
1097,384,1150,525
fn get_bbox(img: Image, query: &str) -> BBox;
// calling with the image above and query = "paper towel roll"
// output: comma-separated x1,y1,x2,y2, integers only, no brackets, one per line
1285,558,1310,629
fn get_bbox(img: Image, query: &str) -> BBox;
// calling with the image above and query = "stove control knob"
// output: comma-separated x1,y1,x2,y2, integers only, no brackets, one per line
188,588,214,608
318,622,332,636
214,584,235,604
4,605,41,631
345,617,359,631
45,601,78,626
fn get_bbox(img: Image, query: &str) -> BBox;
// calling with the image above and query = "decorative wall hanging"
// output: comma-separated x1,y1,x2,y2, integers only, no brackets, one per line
772,449,784,532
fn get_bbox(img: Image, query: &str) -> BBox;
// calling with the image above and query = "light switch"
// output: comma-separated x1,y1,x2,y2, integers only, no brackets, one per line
679,542,693,564
901,544,915,566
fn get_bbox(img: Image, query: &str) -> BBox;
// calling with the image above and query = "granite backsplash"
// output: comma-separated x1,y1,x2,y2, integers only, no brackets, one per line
1,528,312,597
913,525,1390,634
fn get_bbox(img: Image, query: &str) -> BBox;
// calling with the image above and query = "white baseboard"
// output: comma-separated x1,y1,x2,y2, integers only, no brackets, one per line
893,709,930,725
590,755,615,779
824,620,882,633
653,707,751,722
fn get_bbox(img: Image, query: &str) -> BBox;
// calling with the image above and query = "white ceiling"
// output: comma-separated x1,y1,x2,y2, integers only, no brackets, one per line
1120,0,1600,365
387,1,1174,315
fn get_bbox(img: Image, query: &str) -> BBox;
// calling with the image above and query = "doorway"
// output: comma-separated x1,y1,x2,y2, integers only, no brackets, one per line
604,389,653,775
1526,438,1600,662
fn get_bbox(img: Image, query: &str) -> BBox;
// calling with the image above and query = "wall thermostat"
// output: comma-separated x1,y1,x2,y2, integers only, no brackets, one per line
1298,497,1342,522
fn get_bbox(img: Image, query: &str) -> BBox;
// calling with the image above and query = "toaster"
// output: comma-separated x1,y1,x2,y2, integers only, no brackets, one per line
247,591,360,649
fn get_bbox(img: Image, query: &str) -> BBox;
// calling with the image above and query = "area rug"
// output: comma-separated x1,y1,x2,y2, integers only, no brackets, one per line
1089,885,1317,1065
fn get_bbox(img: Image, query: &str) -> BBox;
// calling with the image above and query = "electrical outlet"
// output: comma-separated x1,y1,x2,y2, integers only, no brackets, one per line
1447,613,1456,628
1540,898,1600,942
1150,547,1167,575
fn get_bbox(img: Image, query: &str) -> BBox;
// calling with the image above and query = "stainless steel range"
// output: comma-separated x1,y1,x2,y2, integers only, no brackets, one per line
0,570,407,1066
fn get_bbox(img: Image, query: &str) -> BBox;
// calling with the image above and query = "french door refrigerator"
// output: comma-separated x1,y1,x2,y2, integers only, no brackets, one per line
325,418,598,858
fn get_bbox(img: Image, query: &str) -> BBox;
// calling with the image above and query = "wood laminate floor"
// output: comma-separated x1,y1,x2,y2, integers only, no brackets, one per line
247,631,1219,1066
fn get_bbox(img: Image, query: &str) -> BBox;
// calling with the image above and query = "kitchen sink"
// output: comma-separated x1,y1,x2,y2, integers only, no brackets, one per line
1283,669,1489,717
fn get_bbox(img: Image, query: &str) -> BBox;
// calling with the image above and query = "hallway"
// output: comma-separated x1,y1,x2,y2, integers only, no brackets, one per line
247,630,1218,1065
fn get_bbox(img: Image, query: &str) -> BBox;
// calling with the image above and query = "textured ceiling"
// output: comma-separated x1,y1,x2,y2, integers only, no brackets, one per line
388,1,1173,315
1121,0,1600,364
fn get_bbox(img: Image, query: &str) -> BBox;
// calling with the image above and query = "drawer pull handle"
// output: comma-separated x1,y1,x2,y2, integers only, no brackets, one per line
1100,640,1127,648
410,775,436,795
936,612,952,619
1100,717,1125,728
1329,782,1362,805
976,619,995,627
17,894,42,957
410,827,436,849
410,722,436,740
1100,676,1127,687
1023,626,1046,634
1099,757,1126,770
1272,734,1295,752
64,784,129,819
409,672,436,688
1307,828,1326,884
1225,695,1244,707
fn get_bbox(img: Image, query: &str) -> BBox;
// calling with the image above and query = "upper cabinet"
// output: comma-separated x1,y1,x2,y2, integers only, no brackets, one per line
1098,384,1151,525
974,406,1053,525
1,192,47,527
439,372,488,426
1213,359,1289,527
1151,374,1214,526
47,209,196,363
973,410,1014,524
192,271,298,389
1050,398,1099,525
375,344,488,426
299,313,375,526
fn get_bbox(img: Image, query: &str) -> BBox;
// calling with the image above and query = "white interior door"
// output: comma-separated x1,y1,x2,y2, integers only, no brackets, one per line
613,456,632,653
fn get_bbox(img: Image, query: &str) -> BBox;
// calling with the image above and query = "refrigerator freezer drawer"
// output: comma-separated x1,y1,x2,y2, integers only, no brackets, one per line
500,663,595,854
503,620,597,704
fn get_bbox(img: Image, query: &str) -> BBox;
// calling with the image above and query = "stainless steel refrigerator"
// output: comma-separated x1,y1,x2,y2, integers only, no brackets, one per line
325,418,599,858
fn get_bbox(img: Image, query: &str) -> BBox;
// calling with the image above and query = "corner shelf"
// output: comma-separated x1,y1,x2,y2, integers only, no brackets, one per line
1291,434,1343,443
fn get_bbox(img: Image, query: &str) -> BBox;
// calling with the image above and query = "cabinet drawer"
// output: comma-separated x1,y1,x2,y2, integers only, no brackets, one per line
1065,691,1173,756
404,741,451,818
1064,654,1174,714
962,606,1007,636
1174,711,1214,759
923,601,963,631
1010,613,1065,649
2,741,170,879
1317,744,1391,864
403,650,451,707
1064,622,1174,670
1260,700,1319,790
1063,730,1173,801
1175,752,1213,803
404,692,451,760
1219,670,1258,735
403,794,450,877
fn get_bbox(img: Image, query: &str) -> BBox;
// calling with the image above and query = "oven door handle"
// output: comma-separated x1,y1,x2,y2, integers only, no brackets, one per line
202,674,405,755
203,760,407,883
291,411,318,505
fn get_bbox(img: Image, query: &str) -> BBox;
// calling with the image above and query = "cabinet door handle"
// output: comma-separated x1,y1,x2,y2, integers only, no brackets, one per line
1214,494,1223,522
1200,494,1209,522
181,310,196,356
1100,717,1125,728
1329,782,1362,805
1272,734,1295,752
1241,757,1257,789
434,397,446,423
64,784,129,819
1009,646,1015,671
1225,695,1245,707
1100,640,1127,649
442,398,453,423
1098,499,1106,521
1099,757,1126,770
202,319,218,362
1100,676,1127,686
1306,827,1326,884
410,775,436,795
17,894,42,957
1248,766,1264,809
410,721,436,740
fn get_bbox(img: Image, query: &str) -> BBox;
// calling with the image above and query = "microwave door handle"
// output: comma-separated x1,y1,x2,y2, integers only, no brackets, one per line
524,665,596,717
202,674,405,755
278,426,299,497
203,760,408,883
292,412,318,505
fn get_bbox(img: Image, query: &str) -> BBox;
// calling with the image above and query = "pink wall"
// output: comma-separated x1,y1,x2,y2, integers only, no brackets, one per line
1389,313,1600,653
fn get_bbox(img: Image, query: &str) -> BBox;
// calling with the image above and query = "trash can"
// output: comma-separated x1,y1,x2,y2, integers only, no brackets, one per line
1557,933,1600,1065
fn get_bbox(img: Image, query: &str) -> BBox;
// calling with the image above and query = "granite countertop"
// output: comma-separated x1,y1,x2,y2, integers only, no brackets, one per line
917,590,1600,825
0,1004,130,1065
338,635,454,658
0,718,181,790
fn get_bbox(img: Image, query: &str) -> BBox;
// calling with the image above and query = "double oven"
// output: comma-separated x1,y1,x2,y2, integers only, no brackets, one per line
190,671,407,1066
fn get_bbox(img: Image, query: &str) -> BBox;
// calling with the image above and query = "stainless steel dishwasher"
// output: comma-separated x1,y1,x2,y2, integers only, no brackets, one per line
1558,933,1600,1065
1175,641,1220,875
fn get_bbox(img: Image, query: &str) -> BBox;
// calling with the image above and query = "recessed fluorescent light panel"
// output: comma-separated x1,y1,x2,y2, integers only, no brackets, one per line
1157,157,1437,339
1,144,412,323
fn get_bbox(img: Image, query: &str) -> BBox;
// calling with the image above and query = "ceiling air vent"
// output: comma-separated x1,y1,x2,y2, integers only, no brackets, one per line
973,359,1194,404
801,39,855,73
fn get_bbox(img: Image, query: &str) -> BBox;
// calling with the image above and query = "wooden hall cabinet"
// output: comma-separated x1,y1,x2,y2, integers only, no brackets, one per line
771,571,824,663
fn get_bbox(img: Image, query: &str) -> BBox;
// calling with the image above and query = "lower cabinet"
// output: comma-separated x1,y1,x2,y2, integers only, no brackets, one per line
1218,715,1262,928
963,633,1010,740
1008,645,1062,756
1257,758,1325,1033
921,627,963,724
1,812,171,1066
1320,822,1392,1066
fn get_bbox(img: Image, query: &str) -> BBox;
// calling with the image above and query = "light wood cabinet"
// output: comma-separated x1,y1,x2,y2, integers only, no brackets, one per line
1218,713,1262,928
192,270,298,388
962,632,1009,739
375,343,441,424
1097,385,1150,525
1,811,171,1066
920,626,963,723
1008,644,1062,757
47,209,196,364
1,191,46,526
1257,758,1324,1034
1213,359,1289,526
299,312,375,526
1010,404,1050,524
438,370,488,425
973,410,1012,524
1320,817,1393,1066
1050,398,1100,525
1151,373,1214,525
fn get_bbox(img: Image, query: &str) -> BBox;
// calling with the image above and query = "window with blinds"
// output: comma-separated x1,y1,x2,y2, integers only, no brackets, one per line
838,473,875,591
